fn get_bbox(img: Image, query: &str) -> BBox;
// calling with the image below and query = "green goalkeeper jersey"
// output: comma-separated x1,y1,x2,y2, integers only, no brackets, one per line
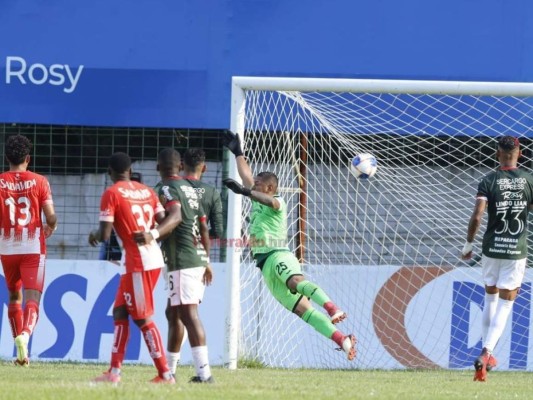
157,177,208,271
477,167,533,259
249,195,290,258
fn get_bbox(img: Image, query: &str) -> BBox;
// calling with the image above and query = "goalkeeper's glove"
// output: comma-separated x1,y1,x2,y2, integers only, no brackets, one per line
223,178,252,197
461,241,473,258
222,130,244,157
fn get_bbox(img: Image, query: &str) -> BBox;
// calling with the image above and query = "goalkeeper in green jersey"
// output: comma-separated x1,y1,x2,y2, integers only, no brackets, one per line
222,130,356,361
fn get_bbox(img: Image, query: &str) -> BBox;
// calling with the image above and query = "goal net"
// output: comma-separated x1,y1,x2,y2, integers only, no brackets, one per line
225,77,533,370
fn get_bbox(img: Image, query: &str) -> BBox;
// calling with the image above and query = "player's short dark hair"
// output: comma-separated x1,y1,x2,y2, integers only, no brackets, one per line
498,135,520,151
257,171,279,188
109,152,132,174
158,148,181,171
183,148,206,168
5,134,32,165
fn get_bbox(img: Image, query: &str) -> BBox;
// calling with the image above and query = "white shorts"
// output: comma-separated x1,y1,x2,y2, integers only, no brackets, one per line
167,267,207,306
481,255,527,290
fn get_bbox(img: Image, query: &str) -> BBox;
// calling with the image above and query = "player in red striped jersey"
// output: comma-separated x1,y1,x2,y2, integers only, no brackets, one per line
0,134,58,366
89,152,181,384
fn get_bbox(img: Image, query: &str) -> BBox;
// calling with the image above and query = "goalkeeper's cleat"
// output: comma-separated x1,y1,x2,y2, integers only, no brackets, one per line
473,348,491,382
93,371,121,384
341,334,357,361
486,353,498,372
330,310,347,325
150,375,176,384
189,375,215,384
14,334,29,365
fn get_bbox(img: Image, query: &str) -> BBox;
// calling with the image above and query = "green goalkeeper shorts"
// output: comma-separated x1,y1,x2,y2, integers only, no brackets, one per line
261,250,303,312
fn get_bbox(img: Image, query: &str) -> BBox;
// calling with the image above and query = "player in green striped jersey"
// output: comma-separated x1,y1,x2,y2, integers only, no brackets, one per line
164,148,223,376
157,148,214,383
462,135,533,381
222,130,356,361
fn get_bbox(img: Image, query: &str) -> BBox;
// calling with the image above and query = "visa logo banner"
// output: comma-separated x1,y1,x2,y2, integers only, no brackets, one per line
5,56,84,94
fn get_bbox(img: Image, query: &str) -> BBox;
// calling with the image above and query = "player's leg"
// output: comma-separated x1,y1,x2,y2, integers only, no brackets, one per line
165,299,186,376
262,256,356,360
93,284,129,383
165,270,190,375
269,251,346,323
1,255,24,340
293,297,356,361
13,254,45,366
480,256,500,345
474,257,525,381
171,267,213,383
129,270,174,383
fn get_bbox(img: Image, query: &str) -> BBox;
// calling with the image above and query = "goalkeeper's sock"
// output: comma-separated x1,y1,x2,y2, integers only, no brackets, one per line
110,319,129,370
331,330,346,347
301,309,336,339
8,303,23,338
296,280,331,307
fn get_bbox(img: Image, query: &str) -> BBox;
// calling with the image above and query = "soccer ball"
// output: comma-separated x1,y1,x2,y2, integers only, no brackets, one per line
350,153,377,179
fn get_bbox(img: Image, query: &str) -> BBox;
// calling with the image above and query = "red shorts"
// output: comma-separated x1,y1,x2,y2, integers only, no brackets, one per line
1,254,45,292
114,269,161,320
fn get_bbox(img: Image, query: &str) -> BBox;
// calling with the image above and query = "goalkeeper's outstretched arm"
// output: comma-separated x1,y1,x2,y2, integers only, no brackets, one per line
222,130,254,188
235,155,254,189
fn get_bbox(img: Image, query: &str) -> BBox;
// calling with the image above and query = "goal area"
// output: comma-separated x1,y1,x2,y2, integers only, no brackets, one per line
225,77,533,370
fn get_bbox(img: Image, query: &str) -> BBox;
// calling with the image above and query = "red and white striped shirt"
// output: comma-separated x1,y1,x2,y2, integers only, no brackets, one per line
99,180,165,273
0,171,53,255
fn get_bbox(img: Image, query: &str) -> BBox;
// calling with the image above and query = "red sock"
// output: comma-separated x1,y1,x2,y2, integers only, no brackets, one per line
110,320,130,369
22,300,39,336
8,303,23,338
141,321,170,376
323,301,339,317
331,330,345,347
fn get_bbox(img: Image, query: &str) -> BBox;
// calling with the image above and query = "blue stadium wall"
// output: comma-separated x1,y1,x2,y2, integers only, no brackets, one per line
1,0,532,129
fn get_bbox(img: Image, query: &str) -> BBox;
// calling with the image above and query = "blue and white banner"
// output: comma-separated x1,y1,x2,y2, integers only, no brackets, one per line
0,260,227,365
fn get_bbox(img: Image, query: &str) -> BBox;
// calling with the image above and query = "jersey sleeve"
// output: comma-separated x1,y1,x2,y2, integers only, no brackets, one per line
275,195,285,212
99,189,116,222
159,184,182,210
39,176,54,206
476,178,489,201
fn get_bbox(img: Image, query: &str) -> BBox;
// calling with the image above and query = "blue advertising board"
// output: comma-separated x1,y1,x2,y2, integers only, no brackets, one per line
1,0,532,129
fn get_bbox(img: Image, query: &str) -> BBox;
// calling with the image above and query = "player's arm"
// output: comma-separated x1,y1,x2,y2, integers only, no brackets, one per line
210,191,224,239
199,216,213,285
222,130,254,188
89,221,114,247
134,201,182,245
42,202,58,238
89,191,115,247
223,178,280,210
157,201,182,237
461,197,486,260
41,180,58,237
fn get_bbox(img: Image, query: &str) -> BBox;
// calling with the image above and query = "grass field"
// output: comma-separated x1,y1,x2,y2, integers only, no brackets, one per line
1,361,533,400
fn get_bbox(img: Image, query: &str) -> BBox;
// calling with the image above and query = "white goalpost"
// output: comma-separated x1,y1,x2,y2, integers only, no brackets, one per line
225,77,533,370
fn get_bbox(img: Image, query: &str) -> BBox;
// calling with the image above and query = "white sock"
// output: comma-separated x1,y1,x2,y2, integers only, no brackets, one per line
191,345,211,380
482,293,498,343
110,367,121,375
484,298,514,352
167,351,180,375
